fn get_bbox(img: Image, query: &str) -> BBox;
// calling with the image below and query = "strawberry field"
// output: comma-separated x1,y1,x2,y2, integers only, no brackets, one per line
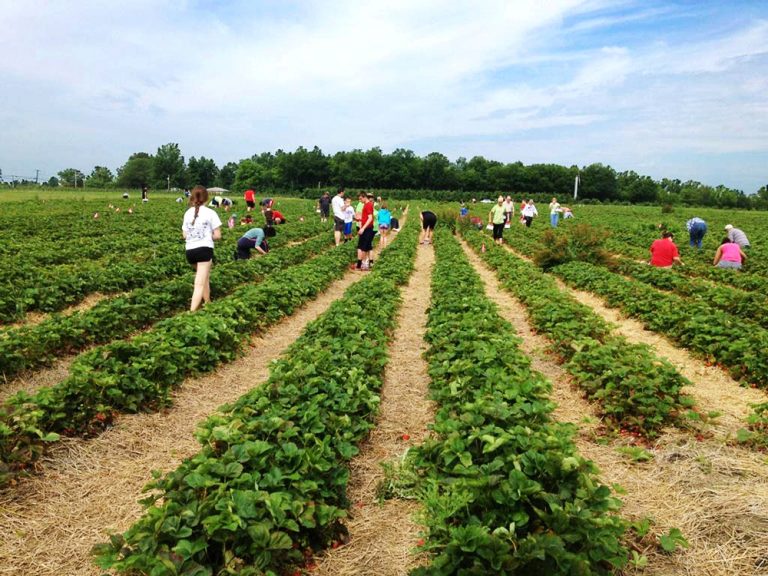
1,193,767,575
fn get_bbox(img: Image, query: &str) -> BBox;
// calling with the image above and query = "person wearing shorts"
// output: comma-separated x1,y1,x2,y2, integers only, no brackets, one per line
318,192,331,222
355,194,375,270
244,189,256,211
182,186,222,311
377,201,392,248
343,197,355,241
331,187,346,246
420,210,437,244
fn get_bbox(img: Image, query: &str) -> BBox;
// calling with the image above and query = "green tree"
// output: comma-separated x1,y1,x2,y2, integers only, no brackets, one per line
152,143,186,189
187,156,219,187
46,176,59,187
580,163,617,201
85,166,115,188
117,152,153,188
216,161,238,189
58,168,85,187
617,171,659,203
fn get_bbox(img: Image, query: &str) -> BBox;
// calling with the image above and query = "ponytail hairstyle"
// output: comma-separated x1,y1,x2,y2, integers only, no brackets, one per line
189,185,208,224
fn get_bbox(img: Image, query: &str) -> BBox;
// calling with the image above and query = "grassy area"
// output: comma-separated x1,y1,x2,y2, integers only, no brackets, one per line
0,187,182,203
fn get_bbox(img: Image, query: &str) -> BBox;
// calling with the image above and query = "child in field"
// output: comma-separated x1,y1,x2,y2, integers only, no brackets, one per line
343,197,355,242
378,201,392,248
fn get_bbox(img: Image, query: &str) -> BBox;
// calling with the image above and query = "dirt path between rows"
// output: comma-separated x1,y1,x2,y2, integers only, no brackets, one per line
503,244,767,438
0,265,370,576
314,241,435,576
473,241,768,576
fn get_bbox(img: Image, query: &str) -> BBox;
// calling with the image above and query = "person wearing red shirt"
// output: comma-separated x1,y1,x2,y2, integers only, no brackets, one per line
244,189,256,211
649,232,683,268
355,193,375,270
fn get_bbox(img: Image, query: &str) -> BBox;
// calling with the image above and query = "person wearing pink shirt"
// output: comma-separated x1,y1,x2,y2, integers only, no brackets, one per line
713,237,747,270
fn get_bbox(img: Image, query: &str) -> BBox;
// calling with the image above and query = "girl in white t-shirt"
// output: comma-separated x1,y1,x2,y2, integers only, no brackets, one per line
182,186,222,311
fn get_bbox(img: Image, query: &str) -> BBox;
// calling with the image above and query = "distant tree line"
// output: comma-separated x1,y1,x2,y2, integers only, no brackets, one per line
15,143,767,208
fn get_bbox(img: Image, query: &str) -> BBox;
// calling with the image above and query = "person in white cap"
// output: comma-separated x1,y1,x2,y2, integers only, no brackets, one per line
724,224,750,249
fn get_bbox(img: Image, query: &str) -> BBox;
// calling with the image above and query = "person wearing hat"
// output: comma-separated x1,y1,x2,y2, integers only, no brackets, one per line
724,224,750,249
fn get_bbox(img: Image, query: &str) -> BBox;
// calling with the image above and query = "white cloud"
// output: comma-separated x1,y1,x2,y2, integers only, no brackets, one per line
0,1,766,192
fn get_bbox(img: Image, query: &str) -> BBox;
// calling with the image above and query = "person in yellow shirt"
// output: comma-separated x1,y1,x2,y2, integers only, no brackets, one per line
488,196,507,245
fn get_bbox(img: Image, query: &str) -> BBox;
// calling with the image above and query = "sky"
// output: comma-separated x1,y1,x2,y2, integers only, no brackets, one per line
1,0,767,193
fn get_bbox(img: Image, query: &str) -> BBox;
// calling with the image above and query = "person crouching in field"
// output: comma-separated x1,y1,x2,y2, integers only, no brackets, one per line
713,237,746,270
649,232,683,268
182,186,222,311
235,226,275,260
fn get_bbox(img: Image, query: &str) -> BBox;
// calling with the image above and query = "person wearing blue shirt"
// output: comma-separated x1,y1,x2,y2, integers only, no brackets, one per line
377,202,392,248
235,226,274,259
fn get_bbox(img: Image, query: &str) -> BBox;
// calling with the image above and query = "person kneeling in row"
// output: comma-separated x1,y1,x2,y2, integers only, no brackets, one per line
235,226,276,260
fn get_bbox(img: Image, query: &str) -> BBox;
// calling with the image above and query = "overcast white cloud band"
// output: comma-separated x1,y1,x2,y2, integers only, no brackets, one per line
1,0,766,192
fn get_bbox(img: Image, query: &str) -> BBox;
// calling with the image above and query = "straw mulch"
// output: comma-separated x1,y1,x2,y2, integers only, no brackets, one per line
468,242,768,576
6,292,111,330
314,241,435,576
0,269,370,576
562,282,767,438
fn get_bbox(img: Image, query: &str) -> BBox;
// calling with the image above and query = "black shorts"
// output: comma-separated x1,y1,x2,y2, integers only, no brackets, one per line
246,200,255,209
492,223,505,239
334,216,345,232
422,212,437,230
321,207,330,217
186,246,214,264
357,227,375,251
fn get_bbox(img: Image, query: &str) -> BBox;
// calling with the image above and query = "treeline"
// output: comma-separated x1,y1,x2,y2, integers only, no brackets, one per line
39,144,768,208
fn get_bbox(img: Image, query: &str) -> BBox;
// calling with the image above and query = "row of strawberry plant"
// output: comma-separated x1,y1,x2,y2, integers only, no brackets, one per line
402,227,627,574
0,241,356,486
1,201,326,322
93,219,419,575
0,233,331,380
615,259,768,331
552,261,768,388
463,227,692,437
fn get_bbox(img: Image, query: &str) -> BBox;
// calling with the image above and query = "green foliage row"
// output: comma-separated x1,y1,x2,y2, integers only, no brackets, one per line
462,228,691,437
0,242,356,486
404,228,627,574
616,259,768,331
93,219,419,575
0,233,331,380
553,261,768,389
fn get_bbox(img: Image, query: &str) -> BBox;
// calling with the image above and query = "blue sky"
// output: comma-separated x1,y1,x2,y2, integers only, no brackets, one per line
1,0,767,193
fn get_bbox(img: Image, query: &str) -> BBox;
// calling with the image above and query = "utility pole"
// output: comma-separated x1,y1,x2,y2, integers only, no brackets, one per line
167,175,170,191
35,169,39,184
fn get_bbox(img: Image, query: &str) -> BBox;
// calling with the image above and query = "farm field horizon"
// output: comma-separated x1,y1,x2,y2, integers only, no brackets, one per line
1,191,767,575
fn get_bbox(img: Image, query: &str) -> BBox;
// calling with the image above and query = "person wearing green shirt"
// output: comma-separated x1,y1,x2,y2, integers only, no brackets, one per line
489,196,507,245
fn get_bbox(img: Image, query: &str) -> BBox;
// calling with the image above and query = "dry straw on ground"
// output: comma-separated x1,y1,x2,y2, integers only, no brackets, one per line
315,237,435,576
466,239,768,576
0,268,371,576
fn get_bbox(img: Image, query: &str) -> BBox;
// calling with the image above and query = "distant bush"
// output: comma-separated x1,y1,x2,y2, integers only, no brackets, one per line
661,203,674,214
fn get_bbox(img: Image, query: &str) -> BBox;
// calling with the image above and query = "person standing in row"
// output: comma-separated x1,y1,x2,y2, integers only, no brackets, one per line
420,210,437,244
343,197,355,242
713,237,747,269
489,196,507,245
331,187,346,246
318,191,331,222
378,201,392,248
244,189,256,212
355,193,376,270
549,197,561,228
724,224,750,249
182,186,222,311
502,195,514,227
686,216,707,249
649,231,683,268
521,199,538,228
